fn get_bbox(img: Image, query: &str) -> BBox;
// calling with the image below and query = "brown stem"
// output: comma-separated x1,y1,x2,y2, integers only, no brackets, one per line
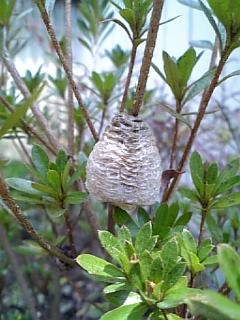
131,0,165,116
0,178,77,267
34,0,99,142
119,45,137,113
198,207,208,247
0,223,39,320
107,203,115,235
2,50,61,152
64,210,77,257
161,46,231,202
65,0,74,156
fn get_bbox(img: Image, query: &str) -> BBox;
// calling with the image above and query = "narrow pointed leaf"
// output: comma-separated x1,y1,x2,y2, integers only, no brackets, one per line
159,104,192,129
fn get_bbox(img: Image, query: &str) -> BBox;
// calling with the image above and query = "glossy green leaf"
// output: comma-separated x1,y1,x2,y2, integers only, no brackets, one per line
178,186,200,202
163,51,182,99
99,231,122,264
190,151,204,196
189,252,205,273
159,103,192,129
128,262,143,291
32,144,49,176
187,290,240,320
117,226,132,251
178,47,196,89
6,178,42,196
135,222,152,256
139,250,152,283
77,254,126,283
61,160,71,192
218,244,240,300
211,192,240,209
150,256,163,284
167,202,179,227
100,302,147,320
105,290,142,307
164,262,186,290
222,220,232,243
153,202,170,239
65,191,87,204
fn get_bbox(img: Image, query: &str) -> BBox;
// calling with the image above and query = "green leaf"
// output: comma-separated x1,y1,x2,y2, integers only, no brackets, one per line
214,176,240,196
182,228,197,254
150,257,163,284
135,222,152,256
77,254,126,283
159,103,192,129
56,149,67,173
153,202,170,240
109,18,132,41
137,207,150,226
47,170,62,193
197,238,214,262
0,82,45,138
65,191,87,204
0,0,16,25
190,39,214,50
177,0,202,10
187,290,240,320
99,231,122,264
206,215,222,242
189,252,205,273
205,162,218,184
163,51,182,100
100,303,147,320
128,262,144,291
61,160,71,192
178,186,200,202
199,0,223,51
214,158,239,187
32,144,49,176
207,0,232,36
151,62,167,83
6,178,42,196
31,182,57,197
218,244,240,300
174,212,192,227
218,70,240,86
202,255,218,265
105,290,142,307
178,47,196,89
190,151,204,196
119,8,136,34
67,162,86,188
184,67,216,104
211,192,240,209
161,238,178,276
114,207,139,239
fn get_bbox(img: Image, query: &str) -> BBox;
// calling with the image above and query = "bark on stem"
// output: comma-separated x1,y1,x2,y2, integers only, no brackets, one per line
65,0,74,155
131,0,165,116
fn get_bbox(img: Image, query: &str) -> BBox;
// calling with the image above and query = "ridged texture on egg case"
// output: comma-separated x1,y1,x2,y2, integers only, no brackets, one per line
86,114,162,211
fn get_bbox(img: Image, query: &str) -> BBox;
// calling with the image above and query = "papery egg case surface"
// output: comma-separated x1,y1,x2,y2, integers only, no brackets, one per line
86,113,162,211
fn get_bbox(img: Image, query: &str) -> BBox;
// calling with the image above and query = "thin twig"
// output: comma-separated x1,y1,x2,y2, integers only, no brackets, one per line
161,45,232,202
0,178,77,267
65,0,74,156
0,223,39,320
119,45,137,113
64,210,77,257
198,207,208,247
131,0,165,116
2,49,61,152
107,203,115,235
34,0,99,142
